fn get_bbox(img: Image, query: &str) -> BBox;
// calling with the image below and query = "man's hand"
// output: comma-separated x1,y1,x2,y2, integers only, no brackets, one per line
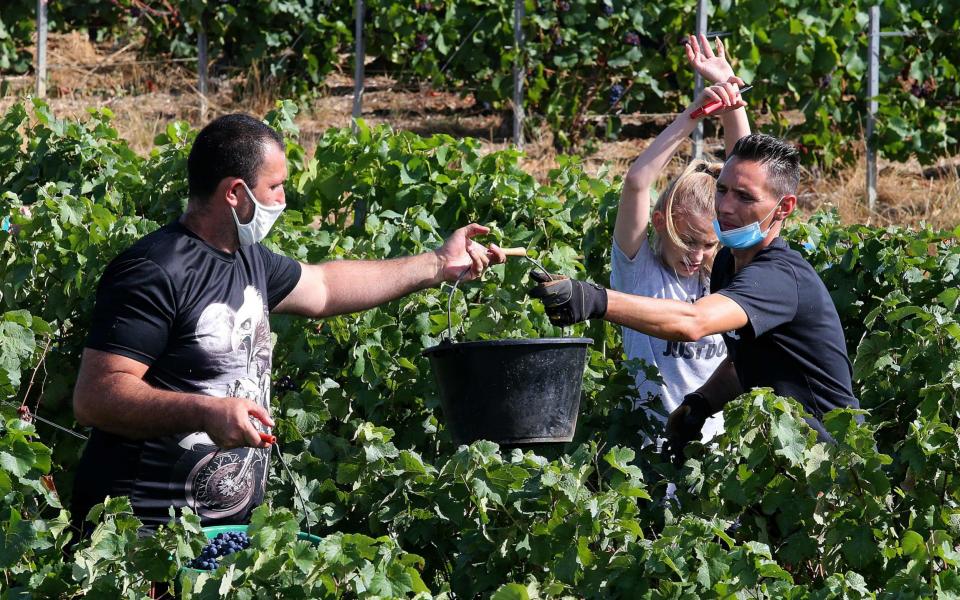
435,223,507,283
528,271,608,326
200,397,275,450
685,33,735,85
665,392,711,461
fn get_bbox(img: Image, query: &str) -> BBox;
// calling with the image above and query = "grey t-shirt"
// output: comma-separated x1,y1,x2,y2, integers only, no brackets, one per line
610,238,726,441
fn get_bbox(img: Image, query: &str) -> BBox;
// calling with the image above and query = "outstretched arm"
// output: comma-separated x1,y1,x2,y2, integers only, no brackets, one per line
686,33,750,156
604,288,748,342
529,262,748,338
273,223,506,319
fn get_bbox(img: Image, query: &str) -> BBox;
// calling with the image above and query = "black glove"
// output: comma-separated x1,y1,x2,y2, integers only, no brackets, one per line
665,392,711,463
528,270,608,327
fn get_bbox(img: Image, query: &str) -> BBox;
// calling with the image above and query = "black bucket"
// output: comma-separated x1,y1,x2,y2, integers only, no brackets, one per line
423,337,592,444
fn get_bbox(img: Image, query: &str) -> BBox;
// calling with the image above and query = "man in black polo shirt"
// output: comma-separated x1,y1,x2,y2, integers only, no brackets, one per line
529,133,858,444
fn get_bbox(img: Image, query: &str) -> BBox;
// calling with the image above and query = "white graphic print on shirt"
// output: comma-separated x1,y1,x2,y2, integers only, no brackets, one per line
175,286,273,519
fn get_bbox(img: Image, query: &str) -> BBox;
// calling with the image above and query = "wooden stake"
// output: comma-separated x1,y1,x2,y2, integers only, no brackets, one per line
36,0,47,98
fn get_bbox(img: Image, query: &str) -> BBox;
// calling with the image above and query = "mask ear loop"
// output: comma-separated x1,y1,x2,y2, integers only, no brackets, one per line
761,196,786,232
238,180,259,206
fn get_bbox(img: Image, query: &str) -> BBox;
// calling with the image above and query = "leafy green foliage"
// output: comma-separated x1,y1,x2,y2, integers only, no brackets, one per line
2,100,960,596
3,1,959,163
353,0,960,161
169,0,354,96
0,0,34,74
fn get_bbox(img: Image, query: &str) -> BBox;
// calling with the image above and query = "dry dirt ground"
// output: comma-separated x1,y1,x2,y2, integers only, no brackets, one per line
2,32,958,230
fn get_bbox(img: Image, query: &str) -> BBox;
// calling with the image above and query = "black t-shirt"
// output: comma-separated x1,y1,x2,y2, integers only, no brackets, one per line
72,221,302,530
710,237,859,440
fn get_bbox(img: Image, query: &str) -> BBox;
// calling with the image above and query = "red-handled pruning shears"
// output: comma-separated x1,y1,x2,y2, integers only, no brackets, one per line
247,416,276,445
690,85,752,119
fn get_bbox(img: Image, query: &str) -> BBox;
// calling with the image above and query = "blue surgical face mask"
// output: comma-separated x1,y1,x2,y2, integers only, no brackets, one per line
713,197,784,249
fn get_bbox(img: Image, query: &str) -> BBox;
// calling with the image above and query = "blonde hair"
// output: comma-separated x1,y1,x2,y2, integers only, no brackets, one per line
650,159,722,275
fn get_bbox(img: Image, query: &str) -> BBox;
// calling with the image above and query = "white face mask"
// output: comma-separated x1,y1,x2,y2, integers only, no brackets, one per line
232,180,284,247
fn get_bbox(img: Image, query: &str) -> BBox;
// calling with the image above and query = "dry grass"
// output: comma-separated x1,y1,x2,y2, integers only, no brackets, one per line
2,33,958,230
806,154,960,229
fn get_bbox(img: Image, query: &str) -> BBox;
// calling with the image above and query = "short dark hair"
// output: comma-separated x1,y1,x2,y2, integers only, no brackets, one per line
729,134,801,198
187,114,284,202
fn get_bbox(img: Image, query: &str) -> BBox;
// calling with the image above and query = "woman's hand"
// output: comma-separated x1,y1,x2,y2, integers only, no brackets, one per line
685,33,735,85
688,76,748,118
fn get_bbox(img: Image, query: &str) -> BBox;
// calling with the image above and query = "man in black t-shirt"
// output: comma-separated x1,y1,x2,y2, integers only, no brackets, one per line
528,134,858,444
71,114,506,532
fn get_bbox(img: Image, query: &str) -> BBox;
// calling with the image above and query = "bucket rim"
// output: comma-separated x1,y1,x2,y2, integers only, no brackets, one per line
196,524,320,544
422,337,593,356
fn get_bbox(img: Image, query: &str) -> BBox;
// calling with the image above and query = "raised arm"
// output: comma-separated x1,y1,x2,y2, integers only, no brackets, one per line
685,33,750,156
614,78,747,260
273,223,506,319
615,108,703,259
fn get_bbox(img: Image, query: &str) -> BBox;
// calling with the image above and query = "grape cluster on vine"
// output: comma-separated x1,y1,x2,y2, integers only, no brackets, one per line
275,375,296,393
609,84,625,107
551,27,564,46
189,531,251,571
910,80,935,99
415,33,430,52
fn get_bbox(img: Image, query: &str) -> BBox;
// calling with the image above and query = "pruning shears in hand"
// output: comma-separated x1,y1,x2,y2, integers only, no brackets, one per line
248,415,276,446
690,85,752,119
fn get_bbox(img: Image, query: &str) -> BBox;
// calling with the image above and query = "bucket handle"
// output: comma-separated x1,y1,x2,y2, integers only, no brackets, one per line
444,254,551,342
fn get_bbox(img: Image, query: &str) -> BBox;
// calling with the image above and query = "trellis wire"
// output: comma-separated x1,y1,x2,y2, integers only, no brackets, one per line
2,400,88,441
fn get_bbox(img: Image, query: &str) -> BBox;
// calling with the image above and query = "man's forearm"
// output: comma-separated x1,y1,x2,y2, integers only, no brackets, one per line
695,357,742,414
605,289,748,343
605,290,705,342
312,252,442,318
74,371,214,439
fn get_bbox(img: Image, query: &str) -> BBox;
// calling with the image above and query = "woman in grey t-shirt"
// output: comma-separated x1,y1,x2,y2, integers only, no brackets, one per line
610,34,750,443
